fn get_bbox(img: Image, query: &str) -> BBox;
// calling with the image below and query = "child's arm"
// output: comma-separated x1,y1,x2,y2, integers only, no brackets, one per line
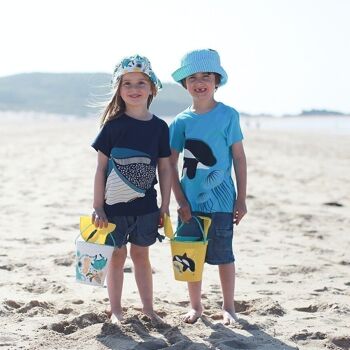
92,151,108,228
231,141,247,225
157,157,172,227
170,149,192,223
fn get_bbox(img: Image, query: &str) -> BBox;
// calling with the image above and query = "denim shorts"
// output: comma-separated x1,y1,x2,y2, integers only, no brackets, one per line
107,210,161,248
176,212,234,265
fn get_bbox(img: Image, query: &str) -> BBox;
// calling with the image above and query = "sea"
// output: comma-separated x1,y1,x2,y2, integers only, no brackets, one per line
240,115,350,135
1,111,350,135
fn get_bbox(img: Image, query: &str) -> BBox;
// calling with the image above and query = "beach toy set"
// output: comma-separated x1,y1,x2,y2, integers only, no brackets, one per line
164,214,211,282
75,214,211,285
75,216,116,287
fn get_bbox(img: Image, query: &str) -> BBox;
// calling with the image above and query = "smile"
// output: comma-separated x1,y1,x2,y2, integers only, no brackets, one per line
128,94,142,98
194,88,207,93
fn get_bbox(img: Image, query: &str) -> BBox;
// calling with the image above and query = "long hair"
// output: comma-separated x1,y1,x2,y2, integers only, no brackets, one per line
99,74,157,127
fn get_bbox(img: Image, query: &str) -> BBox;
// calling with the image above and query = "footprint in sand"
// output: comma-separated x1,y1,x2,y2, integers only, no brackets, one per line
53,254,75,266
276,265,319,277
256,290,282,296
0,264,14,271
2,300,23,313
205,298,286,321
47,312,107,335
24,282,49,294
323,201,343,207
328,336,350,350
3,300,55,317
175,300,190,307
57,307,73,315
295,303,350,314
18,300,53,313
50,284,66,294
290,330,327,341
0,263,27,272
234,298,286,317
43,236,63,243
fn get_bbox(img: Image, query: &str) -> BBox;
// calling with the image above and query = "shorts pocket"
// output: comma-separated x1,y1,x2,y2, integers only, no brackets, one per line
215,228,233,238
212,213,233,238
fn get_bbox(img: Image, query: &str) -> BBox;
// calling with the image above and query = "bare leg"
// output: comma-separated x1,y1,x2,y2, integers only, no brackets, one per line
130,244,163,324
219,262,238,324
106,246,127,323
183,280,203,324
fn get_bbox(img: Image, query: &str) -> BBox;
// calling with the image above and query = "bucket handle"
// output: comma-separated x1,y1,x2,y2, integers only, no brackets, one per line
175,216,212,241
76,223,116,247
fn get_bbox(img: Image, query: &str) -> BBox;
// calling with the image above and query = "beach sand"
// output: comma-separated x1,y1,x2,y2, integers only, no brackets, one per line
0,113,349,350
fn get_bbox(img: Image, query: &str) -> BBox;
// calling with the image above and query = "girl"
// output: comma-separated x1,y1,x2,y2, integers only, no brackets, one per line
91,54,172,324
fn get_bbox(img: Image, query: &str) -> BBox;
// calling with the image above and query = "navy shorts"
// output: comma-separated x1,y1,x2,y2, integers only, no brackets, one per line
107,210,161,248
177,212,235,265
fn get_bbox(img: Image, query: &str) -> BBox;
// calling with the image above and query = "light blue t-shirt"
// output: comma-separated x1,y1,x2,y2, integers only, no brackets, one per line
169,102,243,213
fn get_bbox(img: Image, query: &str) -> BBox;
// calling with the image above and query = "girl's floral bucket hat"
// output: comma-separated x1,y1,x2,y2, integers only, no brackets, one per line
111,54,162,91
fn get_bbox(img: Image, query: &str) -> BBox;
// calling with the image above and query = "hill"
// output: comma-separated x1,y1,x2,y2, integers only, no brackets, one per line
301,109,345,116
0,73,192,117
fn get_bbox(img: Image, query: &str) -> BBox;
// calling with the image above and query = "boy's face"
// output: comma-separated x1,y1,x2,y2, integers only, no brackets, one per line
184,72,217,100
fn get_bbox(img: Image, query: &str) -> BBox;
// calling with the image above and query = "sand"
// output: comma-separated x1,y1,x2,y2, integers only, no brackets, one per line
0,112,349,350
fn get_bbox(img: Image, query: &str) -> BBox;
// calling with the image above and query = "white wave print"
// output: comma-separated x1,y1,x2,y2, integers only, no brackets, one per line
105,170,145,205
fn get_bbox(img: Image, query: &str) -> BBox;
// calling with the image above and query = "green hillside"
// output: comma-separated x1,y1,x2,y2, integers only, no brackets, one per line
0,73,192,117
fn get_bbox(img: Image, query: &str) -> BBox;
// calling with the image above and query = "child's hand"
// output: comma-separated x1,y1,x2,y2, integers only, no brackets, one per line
92,208,108,228
158,206,170,228
233,199,247,225
177,201,192,223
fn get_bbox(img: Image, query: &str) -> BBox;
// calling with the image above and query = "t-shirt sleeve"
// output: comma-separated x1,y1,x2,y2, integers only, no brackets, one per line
169,117,185,153
226,109,244,147
158,120,171,158
91,123,111,157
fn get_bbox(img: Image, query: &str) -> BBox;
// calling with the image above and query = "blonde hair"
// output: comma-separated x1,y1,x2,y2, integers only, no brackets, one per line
100,74,157,127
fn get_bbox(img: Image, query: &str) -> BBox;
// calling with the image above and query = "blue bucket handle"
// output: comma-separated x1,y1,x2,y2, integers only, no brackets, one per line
174,216,211,242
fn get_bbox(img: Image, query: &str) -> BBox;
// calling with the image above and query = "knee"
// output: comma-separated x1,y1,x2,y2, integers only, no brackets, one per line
130,246,149,265
109,247,127,268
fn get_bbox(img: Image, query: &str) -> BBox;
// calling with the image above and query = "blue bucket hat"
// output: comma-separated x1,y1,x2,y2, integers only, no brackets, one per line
111,54,162,91
172,49,228,86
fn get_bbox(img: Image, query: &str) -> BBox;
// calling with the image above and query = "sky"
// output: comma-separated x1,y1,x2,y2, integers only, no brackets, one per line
1,0,350,115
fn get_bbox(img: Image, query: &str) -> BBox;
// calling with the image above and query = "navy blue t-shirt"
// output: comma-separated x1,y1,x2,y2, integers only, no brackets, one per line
91,114,171,217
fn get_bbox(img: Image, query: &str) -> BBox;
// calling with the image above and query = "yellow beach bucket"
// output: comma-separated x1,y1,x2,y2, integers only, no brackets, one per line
75,216,116,287
164,215,211,282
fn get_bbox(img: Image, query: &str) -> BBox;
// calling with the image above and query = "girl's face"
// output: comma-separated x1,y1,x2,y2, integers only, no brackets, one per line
119,72,153,108
185,72,217,100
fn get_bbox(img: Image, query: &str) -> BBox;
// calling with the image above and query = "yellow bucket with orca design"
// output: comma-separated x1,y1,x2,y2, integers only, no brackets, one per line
75,216,116,287
164,215,211,282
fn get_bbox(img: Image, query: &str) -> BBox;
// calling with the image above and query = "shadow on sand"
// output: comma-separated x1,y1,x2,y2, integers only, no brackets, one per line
97,313,298,350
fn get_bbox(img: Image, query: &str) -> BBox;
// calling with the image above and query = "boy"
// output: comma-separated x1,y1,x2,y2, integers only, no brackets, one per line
169,49,247,325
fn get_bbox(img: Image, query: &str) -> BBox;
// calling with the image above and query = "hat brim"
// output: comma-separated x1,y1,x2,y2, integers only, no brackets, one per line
172,63,228,86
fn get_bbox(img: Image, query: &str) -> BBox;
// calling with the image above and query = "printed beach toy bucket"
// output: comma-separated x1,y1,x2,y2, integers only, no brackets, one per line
75,216,116,287
164,215,211,282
